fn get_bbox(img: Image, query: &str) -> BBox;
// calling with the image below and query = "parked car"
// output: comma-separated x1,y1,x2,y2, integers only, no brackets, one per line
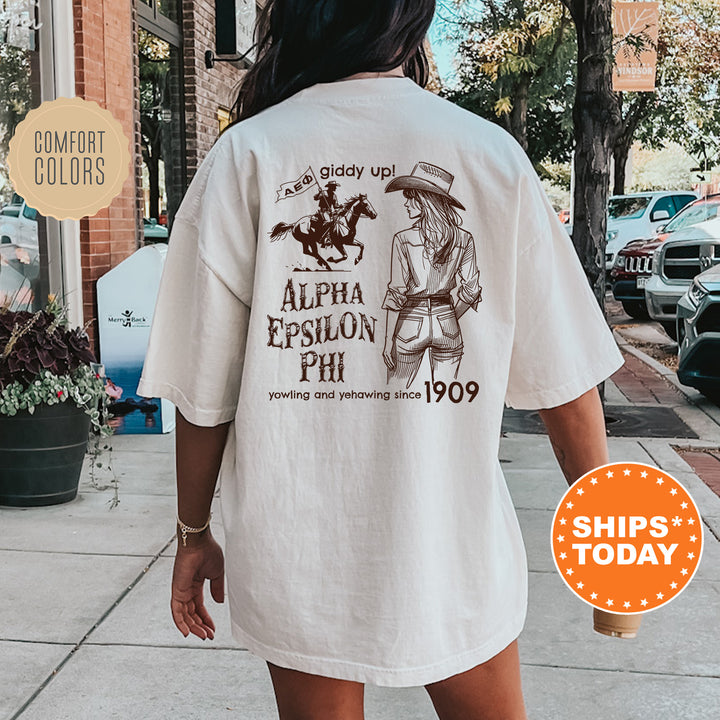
645,216,720,340
610,195,720,319
0,194,39,250
565,191,698,262
604,190,697,270
0,194,40,306
676,263,720,401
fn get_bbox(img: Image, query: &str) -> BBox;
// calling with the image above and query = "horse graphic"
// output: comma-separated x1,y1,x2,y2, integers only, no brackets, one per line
269,194,377,271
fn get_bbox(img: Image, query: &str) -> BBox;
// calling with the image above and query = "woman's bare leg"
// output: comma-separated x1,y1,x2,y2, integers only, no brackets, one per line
424,641,527,720
267,662,365,720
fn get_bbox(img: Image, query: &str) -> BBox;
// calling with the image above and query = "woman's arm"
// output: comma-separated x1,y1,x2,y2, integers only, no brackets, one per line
175,409,231,532
170,409,231,640
537,386,608,486
383,308,400,369
539,387,643,636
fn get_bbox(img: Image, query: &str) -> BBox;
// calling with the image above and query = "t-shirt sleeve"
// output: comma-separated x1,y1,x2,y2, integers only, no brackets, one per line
137,129,258,426
504,170,624,410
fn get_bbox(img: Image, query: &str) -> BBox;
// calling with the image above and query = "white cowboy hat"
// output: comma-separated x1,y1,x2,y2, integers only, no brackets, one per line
385,162,465,210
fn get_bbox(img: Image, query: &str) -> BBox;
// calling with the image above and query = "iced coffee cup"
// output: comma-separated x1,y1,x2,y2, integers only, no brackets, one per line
593,608,643,638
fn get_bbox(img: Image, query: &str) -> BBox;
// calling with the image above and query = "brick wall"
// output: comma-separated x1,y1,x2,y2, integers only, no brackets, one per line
181,0,248,178
73,0,139,349
71,0,248,348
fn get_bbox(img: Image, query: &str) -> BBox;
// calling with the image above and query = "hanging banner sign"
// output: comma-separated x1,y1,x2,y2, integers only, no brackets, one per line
215,0,256,60
236,0,256,59
612,2,660,92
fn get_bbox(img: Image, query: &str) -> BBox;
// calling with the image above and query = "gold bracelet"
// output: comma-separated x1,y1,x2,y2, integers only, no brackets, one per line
177,512,212,547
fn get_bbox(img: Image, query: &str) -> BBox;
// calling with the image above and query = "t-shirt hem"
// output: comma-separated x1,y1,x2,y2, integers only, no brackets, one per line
229,615,526,687
136,378,236,426
504,349,624,411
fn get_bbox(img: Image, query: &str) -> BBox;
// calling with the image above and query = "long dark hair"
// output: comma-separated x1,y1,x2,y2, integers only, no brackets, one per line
403,189,462,267
231,0,435,123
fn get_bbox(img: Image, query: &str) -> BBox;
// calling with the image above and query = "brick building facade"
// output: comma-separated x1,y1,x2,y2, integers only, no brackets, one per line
181,1,246,177
71,0,248,348
72,0,140,341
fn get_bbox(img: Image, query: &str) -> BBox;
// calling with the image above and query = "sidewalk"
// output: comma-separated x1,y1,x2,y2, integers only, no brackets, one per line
1,368,719,719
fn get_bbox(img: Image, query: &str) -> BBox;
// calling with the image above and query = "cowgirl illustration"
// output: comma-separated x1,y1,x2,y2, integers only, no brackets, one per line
382,162,482,388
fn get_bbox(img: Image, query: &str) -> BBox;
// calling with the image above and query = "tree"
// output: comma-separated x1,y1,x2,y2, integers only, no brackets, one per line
561,0,620,307
0,40,32,204
439,1,576,161
612,0,720,194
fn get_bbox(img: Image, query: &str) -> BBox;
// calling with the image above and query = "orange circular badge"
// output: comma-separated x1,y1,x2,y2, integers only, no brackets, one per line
551,462,703,613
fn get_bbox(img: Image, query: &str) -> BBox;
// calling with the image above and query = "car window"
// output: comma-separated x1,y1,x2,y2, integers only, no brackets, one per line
664,199,720,232
672,195,697,214
1,205,20,217
650,195,676,219
22,204,37,221
608,196,652,220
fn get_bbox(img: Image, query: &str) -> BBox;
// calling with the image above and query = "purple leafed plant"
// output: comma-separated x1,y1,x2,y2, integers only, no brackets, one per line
0,310,97,391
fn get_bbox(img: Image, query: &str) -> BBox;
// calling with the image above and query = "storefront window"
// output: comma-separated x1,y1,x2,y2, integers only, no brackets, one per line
156,0,178,23
138,26,184,238
0,0,49,310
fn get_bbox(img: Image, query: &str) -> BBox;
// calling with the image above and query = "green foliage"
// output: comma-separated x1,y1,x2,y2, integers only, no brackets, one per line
634,0,720,168
0,366,112,437
0,41,32,203
438,0,576,162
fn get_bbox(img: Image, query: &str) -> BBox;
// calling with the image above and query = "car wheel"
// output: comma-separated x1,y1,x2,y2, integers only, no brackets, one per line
621,300,650,320
660,321,678,342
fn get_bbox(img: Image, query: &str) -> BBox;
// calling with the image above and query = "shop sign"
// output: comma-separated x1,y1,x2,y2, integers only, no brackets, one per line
612,2,659,92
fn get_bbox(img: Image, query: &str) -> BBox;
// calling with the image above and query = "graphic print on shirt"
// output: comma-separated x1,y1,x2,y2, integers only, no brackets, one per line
270,166,377,271
382,162,483,389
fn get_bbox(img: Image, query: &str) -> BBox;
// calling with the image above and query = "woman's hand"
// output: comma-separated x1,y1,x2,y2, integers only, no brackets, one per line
383,338,395,369
171,531,225,640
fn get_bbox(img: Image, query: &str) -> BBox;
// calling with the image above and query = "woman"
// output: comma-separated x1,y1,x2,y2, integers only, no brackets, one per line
382,162,481,388
139,2,624,718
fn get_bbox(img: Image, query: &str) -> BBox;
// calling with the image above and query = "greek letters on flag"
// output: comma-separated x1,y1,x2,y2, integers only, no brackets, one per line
276,167,319,202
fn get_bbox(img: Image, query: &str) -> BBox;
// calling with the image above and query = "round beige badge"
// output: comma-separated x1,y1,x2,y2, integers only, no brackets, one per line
7,97,131,220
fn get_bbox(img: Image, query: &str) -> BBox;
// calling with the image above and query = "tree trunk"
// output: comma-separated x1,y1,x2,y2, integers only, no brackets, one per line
147,149,160,223
508,77,530,152
613,140,631,196
566,0,620,310
611,93,652,196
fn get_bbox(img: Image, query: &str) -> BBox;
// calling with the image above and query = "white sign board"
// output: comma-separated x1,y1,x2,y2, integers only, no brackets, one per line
236,0,256,60
97,244,174,435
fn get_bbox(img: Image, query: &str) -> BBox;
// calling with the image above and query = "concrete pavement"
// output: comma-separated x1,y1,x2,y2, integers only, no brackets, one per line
1,371,719,719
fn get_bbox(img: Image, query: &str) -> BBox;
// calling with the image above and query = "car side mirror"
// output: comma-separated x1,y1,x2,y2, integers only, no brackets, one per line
651,209,671,222
655,224,667,234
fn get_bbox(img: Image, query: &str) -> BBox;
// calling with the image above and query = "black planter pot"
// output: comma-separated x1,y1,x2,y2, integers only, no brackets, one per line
0,402,91,507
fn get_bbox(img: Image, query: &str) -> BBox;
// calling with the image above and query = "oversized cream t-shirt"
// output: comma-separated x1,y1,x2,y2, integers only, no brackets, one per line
138,77,623,687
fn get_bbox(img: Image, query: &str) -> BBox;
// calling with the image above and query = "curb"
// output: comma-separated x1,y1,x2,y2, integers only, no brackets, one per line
613,329,720,431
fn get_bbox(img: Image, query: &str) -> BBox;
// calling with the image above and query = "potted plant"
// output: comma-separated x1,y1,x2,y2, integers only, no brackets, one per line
0,295,113,507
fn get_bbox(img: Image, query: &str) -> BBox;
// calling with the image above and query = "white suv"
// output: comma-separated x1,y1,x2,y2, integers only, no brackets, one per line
645,215,720,340
605,191,697,270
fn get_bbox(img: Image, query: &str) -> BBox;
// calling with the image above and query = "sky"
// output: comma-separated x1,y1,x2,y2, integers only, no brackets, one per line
429,6,460,88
